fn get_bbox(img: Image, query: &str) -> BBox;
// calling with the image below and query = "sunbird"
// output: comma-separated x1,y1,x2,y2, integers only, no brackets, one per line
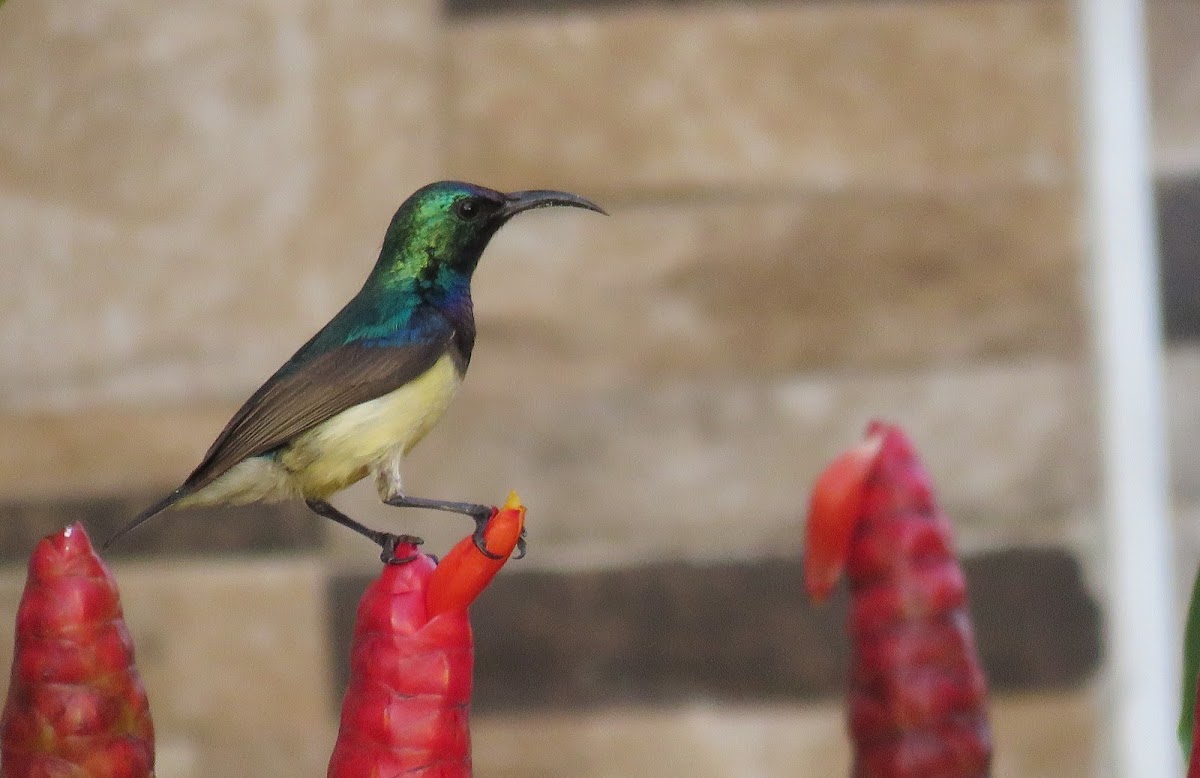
107,181,605,561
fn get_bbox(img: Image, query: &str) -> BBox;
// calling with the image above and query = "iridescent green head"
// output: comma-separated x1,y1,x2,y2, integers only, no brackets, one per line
371,180,605,295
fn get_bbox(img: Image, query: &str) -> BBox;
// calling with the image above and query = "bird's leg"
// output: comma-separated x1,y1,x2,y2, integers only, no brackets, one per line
382,494,520,561
375,456,523,560
305,499,422,565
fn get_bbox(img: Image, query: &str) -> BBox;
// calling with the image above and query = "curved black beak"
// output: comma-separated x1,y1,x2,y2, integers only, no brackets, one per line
498,189,607,220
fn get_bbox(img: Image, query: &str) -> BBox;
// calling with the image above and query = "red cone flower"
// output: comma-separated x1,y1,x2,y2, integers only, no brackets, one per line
1190,666,1200,778
1,522,154,777
805,422,991,778
328,492,526,778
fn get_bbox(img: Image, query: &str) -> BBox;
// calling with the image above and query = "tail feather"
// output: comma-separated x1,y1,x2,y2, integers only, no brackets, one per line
103,490,189,550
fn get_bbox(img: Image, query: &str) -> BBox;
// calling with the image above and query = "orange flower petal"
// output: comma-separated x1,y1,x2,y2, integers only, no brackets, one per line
805,433,883,602
426,492,526,617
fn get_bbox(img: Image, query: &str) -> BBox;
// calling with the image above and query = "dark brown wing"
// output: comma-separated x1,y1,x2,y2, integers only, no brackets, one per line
182,335,454,493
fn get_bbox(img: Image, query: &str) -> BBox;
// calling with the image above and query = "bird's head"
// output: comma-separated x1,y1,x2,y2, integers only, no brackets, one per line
371,180,605,297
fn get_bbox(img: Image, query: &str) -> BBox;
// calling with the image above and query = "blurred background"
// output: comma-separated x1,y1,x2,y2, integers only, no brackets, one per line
0,0,1196,775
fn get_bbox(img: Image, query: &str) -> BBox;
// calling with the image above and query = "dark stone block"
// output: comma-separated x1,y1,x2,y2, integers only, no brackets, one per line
471,558,851,711
327,571,368,709
326,547,1102,714
1158,175,1200,342
0,494,324,562
967,548,1103,690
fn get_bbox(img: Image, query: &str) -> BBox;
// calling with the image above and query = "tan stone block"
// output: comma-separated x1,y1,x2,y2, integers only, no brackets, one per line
474,704,851,778
183,732,338,778
0,0,439,409
1173,501,1200,626
1148,0,1200,173
472,689,1098,777
991,689,1100,778
308,0,444,272
468,187,1084,386
2,181,1084,412
0,571,26,700
325,359,1094,572
107,557,333,740
150,730,339,778
446,2,1076,196
0,405,236,500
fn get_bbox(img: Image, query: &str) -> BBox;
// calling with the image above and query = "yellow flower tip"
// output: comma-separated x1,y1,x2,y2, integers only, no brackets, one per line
503,490,523,512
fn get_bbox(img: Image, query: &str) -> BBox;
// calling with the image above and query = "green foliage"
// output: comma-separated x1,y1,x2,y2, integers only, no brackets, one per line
1180,567,1200,758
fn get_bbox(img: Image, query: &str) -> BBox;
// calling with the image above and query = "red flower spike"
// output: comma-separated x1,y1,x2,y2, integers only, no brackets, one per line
805,422,992,778
427,492,525,618
329,496,525,778
1191,678,1200,778
1,522,155,777
805,431,884,602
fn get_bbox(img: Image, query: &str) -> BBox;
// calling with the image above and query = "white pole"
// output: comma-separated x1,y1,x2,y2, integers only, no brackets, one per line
1075,0,1179,775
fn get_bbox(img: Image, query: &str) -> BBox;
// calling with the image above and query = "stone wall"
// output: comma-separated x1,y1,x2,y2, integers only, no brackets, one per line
0,0,1195,774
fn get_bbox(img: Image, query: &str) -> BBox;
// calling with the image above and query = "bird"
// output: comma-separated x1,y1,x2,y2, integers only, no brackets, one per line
105,181,605,562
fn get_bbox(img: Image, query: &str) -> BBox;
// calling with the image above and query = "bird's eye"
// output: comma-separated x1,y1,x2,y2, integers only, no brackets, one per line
454,198,481,221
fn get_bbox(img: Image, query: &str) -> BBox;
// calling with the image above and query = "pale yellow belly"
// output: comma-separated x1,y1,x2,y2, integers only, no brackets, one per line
283,352,462,498
185,353,462,506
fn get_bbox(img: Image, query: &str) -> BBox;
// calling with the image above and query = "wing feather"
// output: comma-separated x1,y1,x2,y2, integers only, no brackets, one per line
182,334,453,493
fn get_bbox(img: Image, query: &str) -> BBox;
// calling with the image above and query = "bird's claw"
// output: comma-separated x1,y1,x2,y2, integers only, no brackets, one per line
469,515,527,560
379,533,424,565
471,512,505,560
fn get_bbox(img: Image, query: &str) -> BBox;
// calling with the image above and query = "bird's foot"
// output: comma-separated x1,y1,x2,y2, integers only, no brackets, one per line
471,510,505,560
380,493,525,561
469,510,527,560
379,533,424,565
